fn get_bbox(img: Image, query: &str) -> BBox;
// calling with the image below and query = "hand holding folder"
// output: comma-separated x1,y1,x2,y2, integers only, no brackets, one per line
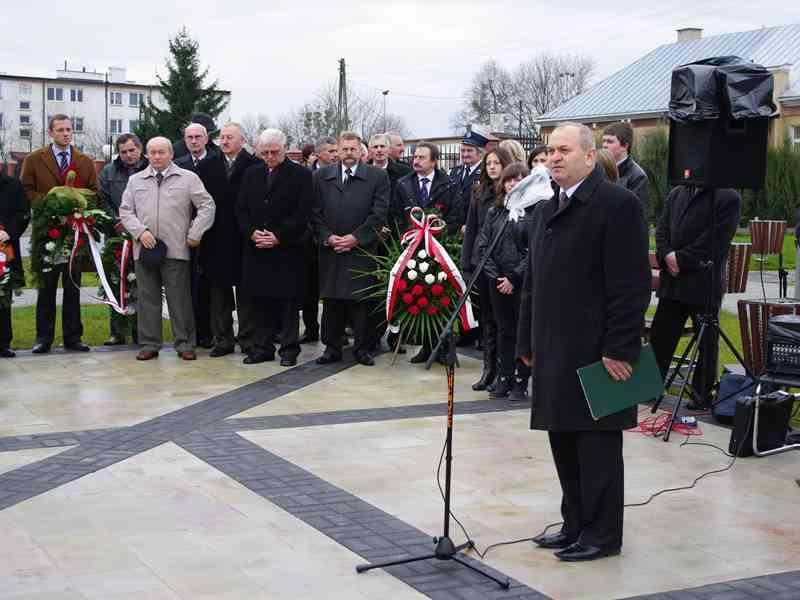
577,345,663,421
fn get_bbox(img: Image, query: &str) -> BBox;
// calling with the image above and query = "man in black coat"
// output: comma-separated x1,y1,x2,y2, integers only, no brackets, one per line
449,130,488,229
236,129,312,367
0,172,29,357
601,122,650,219
312,132,389,366
196,123,261,357
517,123,650,562
650,186,741,409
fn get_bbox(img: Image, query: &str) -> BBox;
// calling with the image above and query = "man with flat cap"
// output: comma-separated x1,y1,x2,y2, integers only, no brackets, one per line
449,129,489,228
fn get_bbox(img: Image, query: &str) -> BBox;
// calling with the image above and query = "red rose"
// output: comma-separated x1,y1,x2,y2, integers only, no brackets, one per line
440,296,451,308
408,305,420,316
427,306,439,316
402,293,414,305
431,284,444,297
417,296,429,308
48,228,61,239
411,284,424,297
435,203,445,211
397,279,408,292
87,216,96,225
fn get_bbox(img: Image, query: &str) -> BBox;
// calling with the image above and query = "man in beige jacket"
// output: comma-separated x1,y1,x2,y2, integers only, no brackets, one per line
119,137,215,360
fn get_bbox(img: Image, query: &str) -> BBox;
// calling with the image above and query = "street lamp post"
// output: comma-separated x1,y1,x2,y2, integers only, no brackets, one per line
382,90,389,132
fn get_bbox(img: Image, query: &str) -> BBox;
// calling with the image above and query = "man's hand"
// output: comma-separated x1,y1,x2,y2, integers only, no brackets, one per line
186,238,200,249
139,230,156,249
665,251,680,277
520,355,532,367
113,221,126,234
332,234,357,253
0,230,9,243
497,277,514,295
602,356,633,381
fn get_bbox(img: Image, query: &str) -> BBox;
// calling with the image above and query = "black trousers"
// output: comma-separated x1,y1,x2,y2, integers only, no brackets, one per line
302,237,320,336
549,430,624,550
0,306,11,349
35,263,83,345
252,296,300,359
489,284,530,379
191,250,211,343
650,297,719,404
321,298,370,355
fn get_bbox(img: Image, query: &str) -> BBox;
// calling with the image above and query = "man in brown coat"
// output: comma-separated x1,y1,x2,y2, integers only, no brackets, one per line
21,114,98,353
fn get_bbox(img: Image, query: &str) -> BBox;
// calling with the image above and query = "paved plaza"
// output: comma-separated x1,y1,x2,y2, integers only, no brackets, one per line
0,343,798,599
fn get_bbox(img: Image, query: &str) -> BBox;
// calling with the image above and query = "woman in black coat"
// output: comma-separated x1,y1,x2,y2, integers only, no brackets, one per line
460,147,513,391
478,163,532,400
0,173,28,357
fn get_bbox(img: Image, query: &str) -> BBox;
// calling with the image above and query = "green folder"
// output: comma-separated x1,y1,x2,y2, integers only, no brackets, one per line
577,344,663,421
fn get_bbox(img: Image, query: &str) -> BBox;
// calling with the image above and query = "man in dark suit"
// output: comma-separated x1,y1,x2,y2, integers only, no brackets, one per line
196,123,261,357
650,185,741,409
449,130,488,229
20,114,98,353
368,133,412,196
312,132,389,366
517,122,650,562
601,122,650,219
174,122,219,348
173,113,219,161
0,172,28,357
236,128,312,367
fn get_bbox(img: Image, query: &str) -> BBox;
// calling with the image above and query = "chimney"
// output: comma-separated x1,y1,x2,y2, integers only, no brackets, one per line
676,27,703,43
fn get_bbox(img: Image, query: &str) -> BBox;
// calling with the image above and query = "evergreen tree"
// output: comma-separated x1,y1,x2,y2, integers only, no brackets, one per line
135,28,227,143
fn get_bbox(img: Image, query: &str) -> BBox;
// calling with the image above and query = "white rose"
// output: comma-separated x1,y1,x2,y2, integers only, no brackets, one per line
407,270,418,280
418,262,429,273
45,241,56,252
73,212,82,219
425,274,436,284
417,249,428,259
406,259,416,269
437,271,448,281
127,273,136,282
43,255,51,263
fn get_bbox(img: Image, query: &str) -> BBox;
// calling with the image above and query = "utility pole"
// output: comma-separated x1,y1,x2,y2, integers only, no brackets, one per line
519,99,523,138
382,90,389,132
337,59,349,134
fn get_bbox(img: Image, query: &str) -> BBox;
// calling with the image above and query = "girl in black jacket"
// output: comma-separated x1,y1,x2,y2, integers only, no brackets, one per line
477,163,532,400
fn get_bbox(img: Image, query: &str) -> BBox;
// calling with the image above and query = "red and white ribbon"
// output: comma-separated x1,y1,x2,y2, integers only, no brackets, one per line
68,219,133,315
386,207,477,331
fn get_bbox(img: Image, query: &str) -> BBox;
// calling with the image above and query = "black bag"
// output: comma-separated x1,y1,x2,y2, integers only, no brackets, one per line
139,238,167,267
713,373,756,425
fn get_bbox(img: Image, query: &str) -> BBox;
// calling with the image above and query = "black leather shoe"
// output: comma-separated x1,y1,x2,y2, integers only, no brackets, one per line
532,532,575,549
490,376,513,398
197,338,215,349
280,356,297,367
298,331,319,344
243,352,274,364
209,346,234,357
554,542,621,562
65,341,90,352
0,348,15,358
409,348,430,364
32,343,51,354
104,336,125,346
316,350,342,364
472,369,496,391
356,351,375,366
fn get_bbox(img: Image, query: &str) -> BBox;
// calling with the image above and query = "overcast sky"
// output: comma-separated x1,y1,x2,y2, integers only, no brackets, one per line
2,1,797,138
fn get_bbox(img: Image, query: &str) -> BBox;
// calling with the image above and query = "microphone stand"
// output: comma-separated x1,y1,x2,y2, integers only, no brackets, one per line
355,214,513,589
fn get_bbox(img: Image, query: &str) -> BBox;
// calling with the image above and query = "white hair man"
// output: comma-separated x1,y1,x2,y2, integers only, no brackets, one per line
119,136,216,361
517,122,650,561
235,128,313,366
175,123,219,170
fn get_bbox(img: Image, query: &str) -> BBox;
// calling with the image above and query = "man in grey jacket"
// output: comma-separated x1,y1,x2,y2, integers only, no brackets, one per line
119,137,215,361
98,133,148,346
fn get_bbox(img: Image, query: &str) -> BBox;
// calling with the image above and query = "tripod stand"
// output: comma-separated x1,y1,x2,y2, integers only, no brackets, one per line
355,214,513,589
651,188,756,441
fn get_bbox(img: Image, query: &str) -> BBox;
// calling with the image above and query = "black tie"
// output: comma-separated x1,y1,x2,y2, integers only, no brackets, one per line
462,166,469,183
226,159,235,180
558,190,569,210
344,167,353,185
156,172,164,187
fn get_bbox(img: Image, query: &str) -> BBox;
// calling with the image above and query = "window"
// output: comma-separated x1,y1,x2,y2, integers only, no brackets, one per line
19,114,30,125
129,92,145,107
73,117,84,132
110,92,123,105
129,119,140,132
19,100,31,110
47,87,64,101
70,88,83,102
793,126,800,150
19,83,32,95
20,128,31,138
110,119,123,134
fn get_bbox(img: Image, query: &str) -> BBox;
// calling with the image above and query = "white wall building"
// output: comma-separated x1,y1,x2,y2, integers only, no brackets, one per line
0,65,231,160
